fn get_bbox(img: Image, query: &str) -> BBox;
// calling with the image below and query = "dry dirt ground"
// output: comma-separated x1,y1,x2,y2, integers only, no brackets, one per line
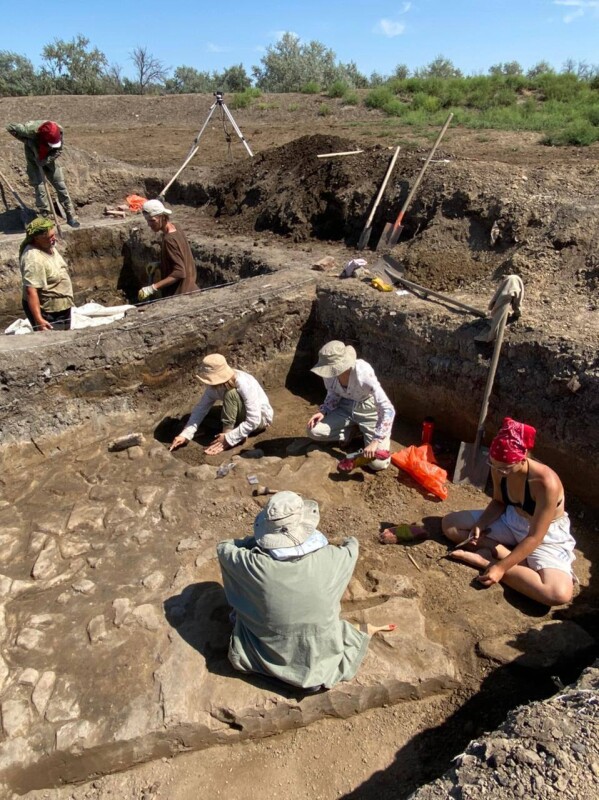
1,94,598,799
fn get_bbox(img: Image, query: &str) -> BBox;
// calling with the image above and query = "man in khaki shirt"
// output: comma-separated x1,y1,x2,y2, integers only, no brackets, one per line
20,217,74,331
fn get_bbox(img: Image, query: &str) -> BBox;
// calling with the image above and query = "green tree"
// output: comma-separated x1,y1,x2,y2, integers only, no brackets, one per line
489,61,523,76
165,66,214,93
527,60,554,78
392,63,410,80
130,46,168,94
416,55,462,79
0,51,38,96
41,34,108,94
252,32,362,91
215,64,252,92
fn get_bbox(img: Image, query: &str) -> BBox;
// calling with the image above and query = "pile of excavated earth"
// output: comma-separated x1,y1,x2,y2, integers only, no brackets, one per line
0,94,597,799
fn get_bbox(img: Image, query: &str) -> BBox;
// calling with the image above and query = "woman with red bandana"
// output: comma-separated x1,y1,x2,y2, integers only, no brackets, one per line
6,120,79,227
442,418,576,606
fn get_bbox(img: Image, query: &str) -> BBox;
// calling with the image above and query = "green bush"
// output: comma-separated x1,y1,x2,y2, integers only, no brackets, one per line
301,80,320,94
382,98,406,116
318,103,331,116
288,102,299,112
343,91,359,106
365,86,395,109
229,91,253,109
586,105,599,126
412,92,441,112
542,120,599,146
327,80,348,98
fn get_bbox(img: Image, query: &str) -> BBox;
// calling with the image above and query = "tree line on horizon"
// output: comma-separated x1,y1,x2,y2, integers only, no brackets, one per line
1,33,598,97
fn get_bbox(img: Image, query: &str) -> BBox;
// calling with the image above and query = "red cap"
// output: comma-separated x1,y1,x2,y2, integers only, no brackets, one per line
489,417,536,464
37,121,62,147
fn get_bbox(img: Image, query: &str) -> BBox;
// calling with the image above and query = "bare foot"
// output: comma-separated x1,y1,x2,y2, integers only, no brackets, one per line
378,530,398,545
449,549,492,570
354,622,396,635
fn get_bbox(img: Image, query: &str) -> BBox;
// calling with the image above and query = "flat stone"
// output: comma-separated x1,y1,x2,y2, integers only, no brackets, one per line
243,448,264,459
27,531,47,557
88,484,121,502
32,671,56,716
477,621,595,668
135,486,163,505
18,668,39,687
368,570,420,598
177,537,202,552
72,579,95,595
0,606,6,643
142,571,166,591
59,536,92,559
127,445,145,460
87,615,108,644
67,502,106,532
55,719,95,752
148,445,171,460
104,499,138,527
0,655,9,694
31,539,62,581
185,465,215,481
132,530,153,545
160,495,180,522
36,509,70,535
113,598,133,627
1,698,31,737
0,530,22,564
16,628,44,651
0,575,12,597
28,613,54,628
44,679,80,723
129,604,161,632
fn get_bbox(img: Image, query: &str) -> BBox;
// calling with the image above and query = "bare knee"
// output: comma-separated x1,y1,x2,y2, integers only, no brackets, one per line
441,513,463,542
548,583,574,606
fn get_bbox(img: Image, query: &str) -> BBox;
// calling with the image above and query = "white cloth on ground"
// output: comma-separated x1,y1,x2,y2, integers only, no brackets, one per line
4,302,135,335
181,369,274,447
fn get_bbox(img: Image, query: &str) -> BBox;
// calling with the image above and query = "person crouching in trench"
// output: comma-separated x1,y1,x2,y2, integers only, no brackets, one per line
217,491,394,692
170,354,273,455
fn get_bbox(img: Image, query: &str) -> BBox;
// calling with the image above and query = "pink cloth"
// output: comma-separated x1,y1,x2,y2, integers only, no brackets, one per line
489,417,536,464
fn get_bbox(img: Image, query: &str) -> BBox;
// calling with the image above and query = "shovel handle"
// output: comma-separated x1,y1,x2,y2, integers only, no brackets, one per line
364,147,401,230
38,167,63,240
390,112,453,233
472,304,510,451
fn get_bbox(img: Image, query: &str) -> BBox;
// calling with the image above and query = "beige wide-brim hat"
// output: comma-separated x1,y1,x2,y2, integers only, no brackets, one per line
197,354,235,385
311,340,357,378
254,491,320,550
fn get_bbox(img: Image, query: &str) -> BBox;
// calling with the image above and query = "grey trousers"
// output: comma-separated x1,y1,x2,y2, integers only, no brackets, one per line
27,159,75,217
307,396,391,470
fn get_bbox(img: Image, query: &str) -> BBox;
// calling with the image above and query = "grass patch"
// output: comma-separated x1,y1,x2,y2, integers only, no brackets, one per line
318,103,331,116
301,81,320,94
327,80,349,98
287,103,300,112
229,88,261,109
343,91,359,106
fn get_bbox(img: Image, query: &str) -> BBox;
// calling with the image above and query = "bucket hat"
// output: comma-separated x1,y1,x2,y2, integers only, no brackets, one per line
311,341,357,378
254,491,320,550
142,199,172,217
197,353,235,385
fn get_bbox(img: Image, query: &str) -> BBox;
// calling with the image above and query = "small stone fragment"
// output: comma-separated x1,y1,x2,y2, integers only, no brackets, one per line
72,579,95,595
45,680,80,723
1,698,31,737
31,539,61,581
0,654,9,693
176,538,201,552
18,668,40,686
108,433,145,452
87,615,108,644
16,628,44,650
32,671,56,716
142,571,165,591
55,719,94,751
113,598,133,627
127,446,144,460
130,604,161,631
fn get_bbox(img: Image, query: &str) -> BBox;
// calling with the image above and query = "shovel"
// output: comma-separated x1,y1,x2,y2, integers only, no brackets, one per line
38,166,63,240
453,304,510,488
357,146,400,250
377,112,453,249
0,168,36,228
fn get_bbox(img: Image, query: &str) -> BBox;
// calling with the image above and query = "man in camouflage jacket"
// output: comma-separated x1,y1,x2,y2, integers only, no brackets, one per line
6,120,79,227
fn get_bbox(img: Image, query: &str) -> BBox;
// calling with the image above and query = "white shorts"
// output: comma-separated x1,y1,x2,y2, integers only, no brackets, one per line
470,506,576,576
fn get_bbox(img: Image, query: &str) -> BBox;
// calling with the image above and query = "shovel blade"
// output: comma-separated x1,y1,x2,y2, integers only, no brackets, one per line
356,225,372,250
378,221,404,249
453,441,490,490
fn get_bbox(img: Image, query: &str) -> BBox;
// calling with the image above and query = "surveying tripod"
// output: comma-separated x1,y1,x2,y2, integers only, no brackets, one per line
159,92,253,200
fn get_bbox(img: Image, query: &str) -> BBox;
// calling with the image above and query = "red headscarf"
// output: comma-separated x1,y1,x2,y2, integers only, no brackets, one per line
37,121,62,161
489,417,536,464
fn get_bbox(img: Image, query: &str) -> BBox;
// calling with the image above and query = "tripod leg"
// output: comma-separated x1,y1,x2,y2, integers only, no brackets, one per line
221,103,254,157
159,102,218,199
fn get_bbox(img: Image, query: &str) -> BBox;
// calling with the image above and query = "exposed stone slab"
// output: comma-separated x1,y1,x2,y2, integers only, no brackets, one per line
477,620,595,669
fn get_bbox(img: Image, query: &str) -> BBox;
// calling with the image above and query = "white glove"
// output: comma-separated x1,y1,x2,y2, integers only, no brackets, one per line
138,284,157,301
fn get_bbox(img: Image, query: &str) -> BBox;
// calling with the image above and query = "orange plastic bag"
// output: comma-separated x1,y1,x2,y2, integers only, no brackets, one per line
125,194,147,213
391,444,448,500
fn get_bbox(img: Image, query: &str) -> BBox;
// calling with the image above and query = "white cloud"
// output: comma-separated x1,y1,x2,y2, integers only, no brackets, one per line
206,42,230,53
374,18,406,37
402,1,412,11
553,0,599,22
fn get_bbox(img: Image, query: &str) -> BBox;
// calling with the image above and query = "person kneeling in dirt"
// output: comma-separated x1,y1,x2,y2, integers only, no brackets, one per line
306,340,394,470
138,199,197,301
20,217,74,331
170,354,273,455
441,417,576,606
217,491,394,692
6,120,79,227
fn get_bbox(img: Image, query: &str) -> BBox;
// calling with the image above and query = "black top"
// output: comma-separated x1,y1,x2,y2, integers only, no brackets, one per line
500,475,536,516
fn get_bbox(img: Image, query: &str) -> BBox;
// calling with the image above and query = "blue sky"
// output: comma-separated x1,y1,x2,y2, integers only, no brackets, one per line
2,0,599,79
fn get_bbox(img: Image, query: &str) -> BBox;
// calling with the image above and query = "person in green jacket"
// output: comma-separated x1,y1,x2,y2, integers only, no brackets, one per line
217,491,394,691
6,120,79,227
